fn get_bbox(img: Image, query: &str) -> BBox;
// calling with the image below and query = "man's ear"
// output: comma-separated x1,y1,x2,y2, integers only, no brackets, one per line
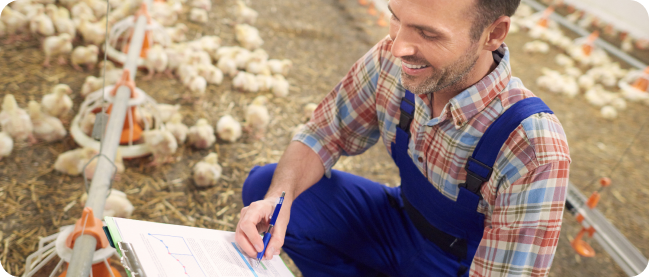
484,16,511,51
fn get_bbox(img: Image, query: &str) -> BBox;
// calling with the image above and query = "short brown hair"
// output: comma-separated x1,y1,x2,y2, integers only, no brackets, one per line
469,0,521,41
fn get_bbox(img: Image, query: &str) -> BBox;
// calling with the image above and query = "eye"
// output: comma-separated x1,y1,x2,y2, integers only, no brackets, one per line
419,29,436,40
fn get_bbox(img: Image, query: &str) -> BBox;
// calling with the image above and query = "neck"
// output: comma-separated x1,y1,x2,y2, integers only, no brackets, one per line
428,50,497,118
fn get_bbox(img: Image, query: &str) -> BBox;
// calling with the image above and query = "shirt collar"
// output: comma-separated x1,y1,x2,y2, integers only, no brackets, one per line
447,43,512,128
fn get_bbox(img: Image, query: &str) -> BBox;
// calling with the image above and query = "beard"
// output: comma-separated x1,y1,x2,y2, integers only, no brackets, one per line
401,44,480,96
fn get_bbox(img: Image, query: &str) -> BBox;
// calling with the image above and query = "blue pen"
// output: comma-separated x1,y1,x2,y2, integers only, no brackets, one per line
255,191,285,267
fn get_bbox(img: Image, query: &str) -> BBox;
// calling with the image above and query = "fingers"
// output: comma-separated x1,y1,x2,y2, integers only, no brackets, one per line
234,200,274,257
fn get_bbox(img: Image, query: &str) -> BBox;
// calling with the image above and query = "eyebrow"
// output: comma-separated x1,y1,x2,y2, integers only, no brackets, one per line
387,4,446,37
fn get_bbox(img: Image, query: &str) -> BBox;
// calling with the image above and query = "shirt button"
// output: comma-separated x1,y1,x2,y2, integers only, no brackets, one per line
418,157,424,163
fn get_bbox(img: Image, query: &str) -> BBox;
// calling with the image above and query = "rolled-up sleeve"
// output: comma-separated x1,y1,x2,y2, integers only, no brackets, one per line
292,39,387,177
471,160,570,277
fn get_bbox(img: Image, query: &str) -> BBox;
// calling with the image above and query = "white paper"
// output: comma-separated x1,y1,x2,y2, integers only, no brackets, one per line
111,217,294,277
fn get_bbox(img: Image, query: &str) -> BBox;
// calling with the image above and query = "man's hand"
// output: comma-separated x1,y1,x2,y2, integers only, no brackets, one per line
235,197,291,260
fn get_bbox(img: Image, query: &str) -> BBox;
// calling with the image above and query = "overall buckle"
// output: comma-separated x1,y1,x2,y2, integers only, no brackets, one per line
460,157,492,194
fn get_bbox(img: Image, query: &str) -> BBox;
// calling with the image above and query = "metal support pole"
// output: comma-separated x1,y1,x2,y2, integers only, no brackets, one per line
65,1,151,275
521,0,648,70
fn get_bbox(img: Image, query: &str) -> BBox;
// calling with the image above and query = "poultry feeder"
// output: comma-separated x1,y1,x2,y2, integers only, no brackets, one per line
70,69,164,159
569,31,609,66
22,208,121,277
104,2,170,67
619,66,649,102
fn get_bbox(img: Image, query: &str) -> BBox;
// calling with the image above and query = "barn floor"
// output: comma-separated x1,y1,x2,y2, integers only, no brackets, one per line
1,0,648,276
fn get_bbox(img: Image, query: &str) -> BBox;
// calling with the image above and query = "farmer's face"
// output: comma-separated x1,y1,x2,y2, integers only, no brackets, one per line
389,0,483,95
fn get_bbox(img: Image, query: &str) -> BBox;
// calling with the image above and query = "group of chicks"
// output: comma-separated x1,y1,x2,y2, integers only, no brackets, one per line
511,3,649,120
0,85,74,160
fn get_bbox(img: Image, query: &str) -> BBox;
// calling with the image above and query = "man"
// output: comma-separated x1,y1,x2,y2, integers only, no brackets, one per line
235,0,571,276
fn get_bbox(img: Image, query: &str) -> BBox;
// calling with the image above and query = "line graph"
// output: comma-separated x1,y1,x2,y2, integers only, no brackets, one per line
148,233,206,277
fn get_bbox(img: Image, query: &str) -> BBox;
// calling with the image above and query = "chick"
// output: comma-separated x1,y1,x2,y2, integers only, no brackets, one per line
0,94,35,143
43,33,73,67
197,64,224,85
0,132,14,161
256,74,274,92
157,104,181,123
189,8,208,24
523,40,549,54
80,112,96,136
71,2,97,22
272,74,290,97
600,106,617,119
245,48,269,74
555,54,574,67
80,189,134,218
217,55,238,77
27,101,67,142
192,152,222,188
166,23,188,42
143,44,168,80
216,115,242,143
232,71,258,93
178,64,199,87
304,103,318,121
578,75,596,91
46,5,76,38
29,7,55,38
234,0,258,24
81,75,103,97
199,35,222,55
42,84,73,118
54,147,98,176
235,24,263,50
165,114,188,144
1,7,29,44
187,118,216,149
188,75,207,100
142,129,178,166
71,45,99,71
77,18,106,45
244,96,270,139
267,59,292,76
611,97,627,110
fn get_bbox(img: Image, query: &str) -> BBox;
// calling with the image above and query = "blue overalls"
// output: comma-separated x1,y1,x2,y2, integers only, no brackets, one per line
242,90,553,276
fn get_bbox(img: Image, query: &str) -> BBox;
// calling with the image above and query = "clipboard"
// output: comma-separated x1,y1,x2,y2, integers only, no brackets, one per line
103,216,295,277
104,217,147,277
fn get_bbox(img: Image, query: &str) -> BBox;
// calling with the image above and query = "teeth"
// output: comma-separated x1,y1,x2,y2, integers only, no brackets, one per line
403,62,428,69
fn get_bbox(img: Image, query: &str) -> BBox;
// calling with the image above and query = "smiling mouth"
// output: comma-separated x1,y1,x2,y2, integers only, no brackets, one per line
402,61,429,69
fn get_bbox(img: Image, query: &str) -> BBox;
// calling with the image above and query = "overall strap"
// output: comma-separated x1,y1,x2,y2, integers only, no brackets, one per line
461,97,554,195
398,90,416,134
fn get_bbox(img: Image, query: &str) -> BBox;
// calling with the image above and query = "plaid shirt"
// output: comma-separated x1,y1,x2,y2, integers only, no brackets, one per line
293,36,571,276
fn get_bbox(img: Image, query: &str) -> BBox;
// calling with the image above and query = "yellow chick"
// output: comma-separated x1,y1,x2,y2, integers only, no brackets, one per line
29,7,55,38
71,45,99,71
166,23,188,42
42,33,73,67
235,24,263,50
244,96,270,139
144,44,168,80
216,114,242,143
272,74,289,97
1,7,29,44
303,103,318,121
80,112,96,136
197,64,224,85
81,75,103,97
77,18,106,45
42,84,73,118
27,101,67,142
235,0,258,24
81,189,134,218
157,104,181,123
232,71,258,93
0,132,14,161
142,129,178,166
54,147,98,176
189,8,208,24
0,94,35,143
165,114,189,144
267,59,292,76
192,152,223,188
187,118,216,149
46,5,76,38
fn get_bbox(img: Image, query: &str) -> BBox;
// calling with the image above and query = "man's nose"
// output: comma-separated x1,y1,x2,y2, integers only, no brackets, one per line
390,29,417,58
